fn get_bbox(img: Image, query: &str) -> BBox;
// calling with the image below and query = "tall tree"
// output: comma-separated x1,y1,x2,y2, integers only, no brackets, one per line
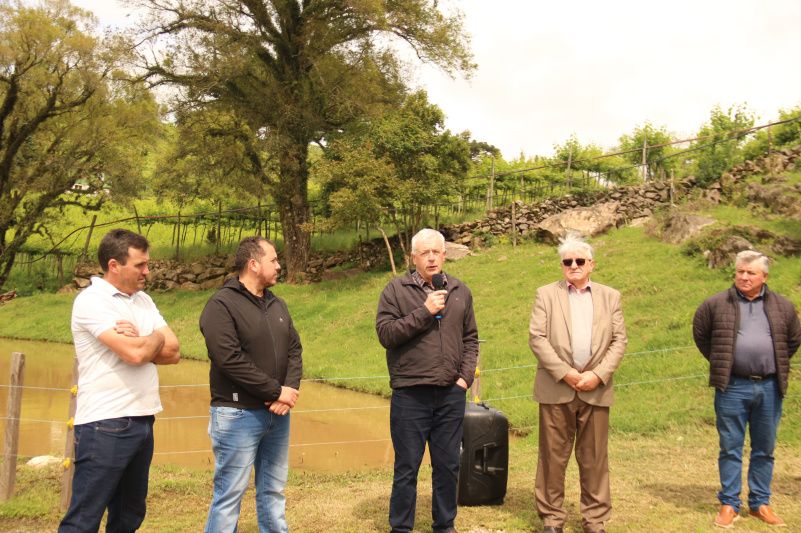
141,0,474,280
138,0,474,281
0,0,160,288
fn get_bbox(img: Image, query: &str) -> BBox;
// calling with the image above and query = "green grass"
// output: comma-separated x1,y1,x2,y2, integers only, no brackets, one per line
2,221,801,443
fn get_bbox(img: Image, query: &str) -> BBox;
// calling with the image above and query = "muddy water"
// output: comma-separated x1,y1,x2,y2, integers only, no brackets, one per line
0,338,394,472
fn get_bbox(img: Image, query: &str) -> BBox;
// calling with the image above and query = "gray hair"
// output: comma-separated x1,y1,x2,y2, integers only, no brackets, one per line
411,228,445,254
557,234,593,259
735,250,769,273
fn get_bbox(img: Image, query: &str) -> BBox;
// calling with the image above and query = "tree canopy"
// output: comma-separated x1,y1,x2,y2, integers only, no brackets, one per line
618,123,677,181
316,90,471,254
692,105,754,186
0,0,160,288
138,0,475,281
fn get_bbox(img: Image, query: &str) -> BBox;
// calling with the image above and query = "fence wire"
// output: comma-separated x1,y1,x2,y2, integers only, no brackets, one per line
0,351,798,454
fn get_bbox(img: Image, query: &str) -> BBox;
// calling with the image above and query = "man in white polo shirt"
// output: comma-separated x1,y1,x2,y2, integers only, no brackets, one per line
59,229,180,533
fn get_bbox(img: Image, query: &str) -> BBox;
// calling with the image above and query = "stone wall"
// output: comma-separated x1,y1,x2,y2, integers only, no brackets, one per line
70,255,234,292
439,180,687,245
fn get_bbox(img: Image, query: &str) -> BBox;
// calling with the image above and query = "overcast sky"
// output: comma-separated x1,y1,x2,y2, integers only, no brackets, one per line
73,0,801,159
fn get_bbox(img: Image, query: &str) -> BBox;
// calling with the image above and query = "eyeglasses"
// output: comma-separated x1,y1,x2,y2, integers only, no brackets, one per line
561,258,587,267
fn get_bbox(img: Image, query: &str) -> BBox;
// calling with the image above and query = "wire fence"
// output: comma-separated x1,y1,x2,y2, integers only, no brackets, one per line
14,115,800,271
3,346,799,464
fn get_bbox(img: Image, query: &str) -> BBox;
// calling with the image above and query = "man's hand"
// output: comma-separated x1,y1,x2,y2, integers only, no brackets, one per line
562,368,582,390
114,320,139,337
575,371,601,392
455,377,468,390
267,401,291,416
424,290,447,316
277,386,299,408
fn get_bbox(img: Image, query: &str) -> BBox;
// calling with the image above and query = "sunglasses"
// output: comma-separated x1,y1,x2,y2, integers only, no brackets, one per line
561,258,588,267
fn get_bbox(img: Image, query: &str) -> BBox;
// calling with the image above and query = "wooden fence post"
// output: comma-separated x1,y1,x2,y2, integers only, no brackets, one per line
133,204,142,235
486,156,495,213
0,352,25,501
511,201,517,248
60,358,78,512
80,215,97,263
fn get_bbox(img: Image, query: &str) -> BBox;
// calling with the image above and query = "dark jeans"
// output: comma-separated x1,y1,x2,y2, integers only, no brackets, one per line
389,384,466,533
715,375,782,511
59,416,155,533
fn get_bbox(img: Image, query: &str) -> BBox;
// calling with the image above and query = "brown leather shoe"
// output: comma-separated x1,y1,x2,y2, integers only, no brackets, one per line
749,505,787,527
714,505,740,528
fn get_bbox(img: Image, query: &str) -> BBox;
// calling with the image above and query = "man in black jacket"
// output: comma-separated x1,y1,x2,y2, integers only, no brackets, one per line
376,228,479,533
693,250,801,529
200,236,302,533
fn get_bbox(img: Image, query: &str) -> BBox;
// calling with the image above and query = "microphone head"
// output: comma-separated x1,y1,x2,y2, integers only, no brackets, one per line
432,273,445,291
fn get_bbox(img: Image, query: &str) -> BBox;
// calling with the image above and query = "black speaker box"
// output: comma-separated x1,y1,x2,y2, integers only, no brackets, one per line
457,402,509,505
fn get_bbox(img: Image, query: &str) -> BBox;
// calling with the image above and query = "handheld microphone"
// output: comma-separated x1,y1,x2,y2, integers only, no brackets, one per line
432,273,445,319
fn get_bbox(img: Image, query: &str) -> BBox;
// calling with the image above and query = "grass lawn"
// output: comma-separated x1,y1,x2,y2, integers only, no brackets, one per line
2,426,800,532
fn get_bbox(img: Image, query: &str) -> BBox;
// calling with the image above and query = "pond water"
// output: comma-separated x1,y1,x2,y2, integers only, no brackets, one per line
0,338,395,472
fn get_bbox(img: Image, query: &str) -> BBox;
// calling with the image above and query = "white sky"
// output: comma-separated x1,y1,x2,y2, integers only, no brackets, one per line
73,0,801,159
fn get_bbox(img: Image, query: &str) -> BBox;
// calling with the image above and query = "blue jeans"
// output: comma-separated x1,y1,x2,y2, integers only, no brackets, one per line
58,416,155,533
715,375,783,512
389,384,466,533
205,406,290,533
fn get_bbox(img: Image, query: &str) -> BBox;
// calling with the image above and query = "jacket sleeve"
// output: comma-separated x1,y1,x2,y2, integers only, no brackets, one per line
284,311,303,389
459,291,479,387
591,289,627,384
375,281,435,349
693,300,712,360
199,297,282,401
529,287,573,382
785,301,801,358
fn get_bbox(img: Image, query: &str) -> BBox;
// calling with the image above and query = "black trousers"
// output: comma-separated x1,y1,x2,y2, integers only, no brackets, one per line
389,384,466,533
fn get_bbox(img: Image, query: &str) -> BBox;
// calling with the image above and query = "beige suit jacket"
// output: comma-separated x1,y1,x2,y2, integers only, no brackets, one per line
529,280,627,406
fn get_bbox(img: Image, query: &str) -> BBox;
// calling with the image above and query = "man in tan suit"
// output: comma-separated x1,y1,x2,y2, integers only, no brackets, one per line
529,235,627,533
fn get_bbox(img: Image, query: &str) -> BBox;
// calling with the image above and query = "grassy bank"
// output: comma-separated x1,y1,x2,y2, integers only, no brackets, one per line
2,427,800,532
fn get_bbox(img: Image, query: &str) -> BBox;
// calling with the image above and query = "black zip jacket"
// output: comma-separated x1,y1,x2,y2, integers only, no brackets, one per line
376,271,479,389
200,277,303,407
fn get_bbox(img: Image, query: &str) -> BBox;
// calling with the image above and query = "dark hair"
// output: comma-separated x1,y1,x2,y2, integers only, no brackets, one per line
97,229,150,272
235,236,275,273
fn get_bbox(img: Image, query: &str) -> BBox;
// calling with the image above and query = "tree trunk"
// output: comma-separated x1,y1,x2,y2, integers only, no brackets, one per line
274,136,311,283
378,227,397,276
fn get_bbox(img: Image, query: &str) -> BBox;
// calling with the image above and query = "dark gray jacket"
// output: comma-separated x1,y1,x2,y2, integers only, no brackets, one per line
200,277,302,407
376,271,479,389
693,285,801,396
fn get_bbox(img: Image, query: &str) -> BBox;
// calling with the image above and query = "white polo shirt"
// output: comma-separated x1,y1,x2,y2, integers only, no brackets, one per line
71,276,167,424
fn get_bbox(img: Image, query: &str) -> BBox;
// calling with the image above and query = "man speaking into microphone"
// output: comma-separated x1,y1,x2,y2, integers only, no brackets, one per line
376,228,479,533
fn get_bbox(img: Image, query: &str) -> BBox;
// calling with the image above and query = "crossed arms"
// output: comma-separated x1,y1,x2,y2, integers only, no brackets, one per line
98,320,181,366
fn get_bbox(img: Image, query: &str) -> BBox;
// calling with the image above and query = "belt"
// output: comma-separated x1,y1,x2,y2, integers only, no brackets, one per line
733,373,775,381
